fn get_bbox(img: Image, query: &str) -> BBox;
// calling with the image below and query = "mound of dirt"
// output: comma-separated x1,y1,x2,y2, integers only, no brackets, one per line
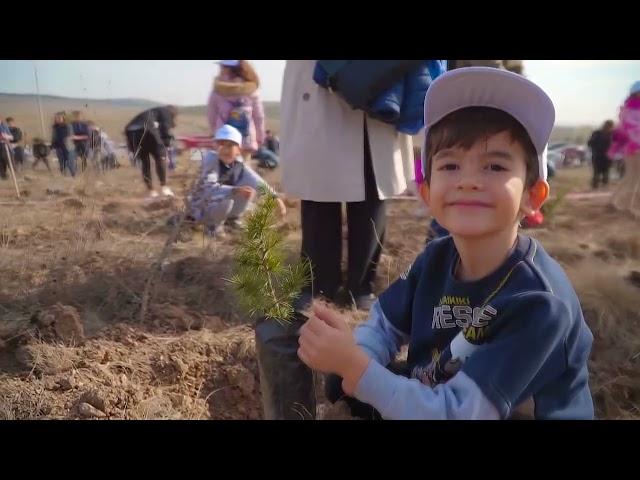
0,323,262,420
32,303,85,346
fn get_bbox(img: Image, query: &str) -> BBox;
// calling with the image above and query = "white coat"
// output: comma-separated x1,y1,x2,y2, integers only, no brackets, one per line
279,60,414,202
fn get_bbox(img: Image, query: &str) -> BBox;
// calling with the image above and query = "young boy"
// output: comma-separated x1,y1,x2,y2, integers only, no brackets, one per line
188,124,286,237
297,67,594,420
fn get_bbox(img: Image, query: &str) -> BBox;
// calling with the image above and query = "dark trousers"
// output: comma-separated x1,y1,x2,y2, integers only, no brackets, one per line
12,146,24,167
0,143,10,179
592,157,611,189
127,129,167,190
55,148,77,177
300,121,386,301
75,142,89,172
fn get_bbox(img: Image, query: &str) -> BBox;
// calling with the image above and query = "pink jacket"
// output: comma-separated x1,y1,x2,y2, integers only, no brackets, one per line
608,96,640,158
207,73,265,152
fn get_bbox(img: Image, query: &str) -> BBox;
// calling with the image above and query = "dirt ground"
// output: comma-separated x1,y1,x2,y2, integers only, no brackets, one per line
1,155,639,419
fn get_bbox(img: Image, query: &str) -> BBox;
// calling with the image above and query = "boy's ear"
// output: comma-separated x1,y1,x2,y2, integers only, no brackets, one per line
419,182,431,207
520,179,549,216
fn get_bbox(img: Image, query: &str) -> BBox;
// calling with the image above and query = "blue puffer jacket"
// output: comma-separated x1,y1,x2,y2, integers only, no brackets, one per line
313,60,446,135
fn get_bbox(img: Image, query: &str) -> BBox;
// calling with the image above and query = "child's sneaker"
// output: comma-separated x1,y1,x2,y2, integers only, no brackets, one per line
161,186,175,197
148,190,159,199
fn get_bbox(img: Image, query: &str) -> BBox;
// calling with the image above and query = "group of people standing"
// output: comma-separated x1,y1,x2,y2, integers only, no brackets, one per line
0,110,118,183
51,110,118,177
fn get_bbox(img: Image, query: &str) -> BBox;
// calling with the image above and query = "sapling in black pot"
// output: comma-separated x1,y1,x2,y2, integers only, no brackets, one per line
227,187,315,419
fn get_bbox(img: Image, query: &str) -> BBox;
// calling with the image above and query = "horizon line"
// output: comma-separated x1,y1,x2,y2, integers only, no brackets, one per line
0,91,596,128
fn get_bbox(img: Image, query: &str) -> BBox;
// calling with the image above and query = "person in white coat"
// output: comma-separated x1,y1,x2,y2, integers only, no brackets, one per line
279,60,414,310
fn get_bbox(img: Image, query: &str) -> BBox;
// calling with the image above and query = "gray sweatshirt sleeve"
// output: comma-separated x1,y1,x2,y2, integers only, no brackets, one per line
354,364,500,420
353,301,409,367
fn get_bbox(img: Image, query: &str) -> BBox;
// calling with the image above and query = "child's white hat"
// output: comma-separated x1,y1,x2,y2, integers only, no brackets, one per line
423,67,555,181
215,124,242,146
218,60,240,67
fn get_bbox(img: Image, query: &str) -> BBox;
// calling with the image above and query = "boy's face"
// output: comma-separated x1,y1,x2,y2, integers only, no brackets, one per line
73,113,83,122
216,139,241,164
421,131,547,238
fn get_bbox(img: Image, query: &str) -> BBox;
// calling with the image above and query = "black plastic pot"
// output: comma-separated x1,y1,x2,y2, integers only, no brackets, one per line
254,312,316,420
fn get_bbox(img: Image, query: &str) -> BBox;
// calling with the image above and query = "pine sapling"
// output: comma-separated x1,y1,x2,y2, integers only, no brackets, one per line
227,186,311,324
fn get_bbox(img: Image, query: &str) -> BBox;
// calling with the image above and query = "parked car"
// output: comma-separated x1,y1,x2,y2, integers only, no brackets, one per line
548,142,587,167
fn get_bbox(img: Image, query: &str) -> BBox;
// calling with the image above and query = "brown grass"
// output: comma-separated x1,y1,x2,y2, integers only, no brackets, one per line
606,235,640,260
566,261,640,419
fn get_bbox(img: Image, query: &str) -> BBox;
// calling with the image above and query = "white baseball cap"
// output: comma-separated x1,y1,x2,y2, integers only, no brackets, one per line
215,124,242,146
423,67,555,181
218,60,240,67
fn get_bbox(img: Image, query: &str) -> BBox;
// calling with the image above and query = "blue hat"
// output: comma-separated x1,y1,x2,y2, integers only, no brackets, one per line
630,81,640,96
219,60,240,67
215,124,242,146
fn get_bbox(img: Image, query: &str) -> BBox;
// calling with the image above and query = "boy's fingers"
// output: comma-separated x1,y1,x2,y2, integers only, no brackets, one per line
311,300,331,318
304,315,328,336
300,322,321,345
313,302,348,331
298,344,319,368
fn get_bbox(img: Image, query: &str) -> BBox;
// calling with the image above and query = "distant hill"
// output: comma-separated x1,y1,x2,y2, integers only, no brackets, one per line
0,93,281,142
550,125,596,145
0,93,163,109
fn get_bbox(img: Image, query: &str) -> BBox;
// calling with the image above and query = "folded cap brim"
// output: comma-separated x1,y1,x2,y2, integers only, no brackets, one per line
424,67,555,181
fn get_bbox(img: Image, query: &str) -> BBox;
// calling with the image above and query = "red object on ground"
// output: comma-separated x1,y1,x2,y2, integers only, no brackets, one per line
522,210,544,228
176,135,216,150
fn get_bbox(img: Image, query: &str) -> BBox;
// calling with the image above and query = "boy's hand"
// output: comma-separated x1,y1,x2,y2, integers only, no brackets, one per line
276,197,287,217
298,302,370,395
234,186,255,200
